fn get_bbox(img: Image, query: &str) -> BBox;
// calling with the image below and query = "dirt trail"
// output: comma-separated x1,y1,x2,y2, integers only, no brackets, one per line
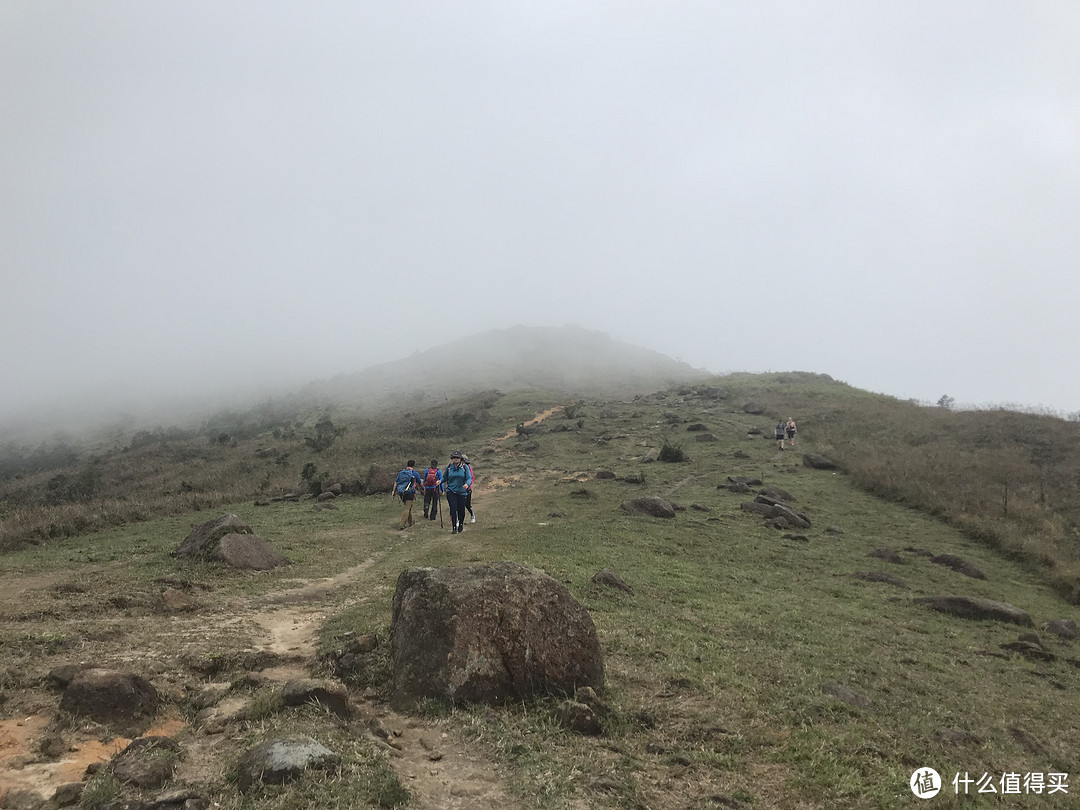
496,405,563,440
1,553,518,809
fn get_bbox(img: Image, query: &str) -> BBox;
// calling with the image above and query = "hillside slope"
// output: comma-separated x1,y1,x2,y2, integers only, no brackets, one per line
1,382,1079,809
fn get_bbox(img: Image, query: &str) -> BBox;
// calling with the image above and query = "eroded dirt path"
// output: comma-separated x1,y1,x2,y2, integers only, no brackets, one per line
496,405,563,441
1,552,520,810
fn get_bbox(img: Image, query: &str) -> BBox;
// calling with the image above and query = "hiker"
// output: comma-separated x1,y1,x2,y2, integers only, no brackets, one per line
785,417,797,447
462,454,476,524
775,421,786,450
443,450,473,534
393,460,424,530
421,458,443,521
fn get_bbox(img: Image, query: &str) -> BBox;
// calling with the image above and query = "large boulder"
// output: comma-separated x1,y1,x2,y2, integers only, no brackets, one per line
58,669,160,736
364,467,394,496
390,562,604,709
171,515,289,570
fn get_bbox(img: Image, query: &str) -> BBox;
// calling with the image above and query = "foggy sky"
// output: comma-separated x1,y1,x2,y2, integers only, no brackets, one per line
2,1,1078,426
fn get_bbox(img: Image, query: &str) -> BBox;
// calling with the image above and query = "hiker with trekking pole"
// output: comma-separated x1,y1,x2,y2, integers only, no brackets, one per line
421,458,443,526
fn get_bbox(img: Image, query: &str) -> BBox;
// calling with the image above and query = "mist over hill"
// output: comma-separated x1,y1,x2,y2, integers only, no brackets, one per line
298,325,710,407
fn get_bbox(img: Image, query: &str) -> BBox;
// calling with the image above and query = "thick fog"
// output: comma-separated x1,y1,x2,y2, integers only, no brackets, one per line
2,2,1078,427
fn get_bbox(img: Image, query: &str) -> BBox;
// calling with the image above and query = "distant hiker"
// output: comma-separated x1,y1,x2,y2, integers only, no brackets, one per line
443,450,473,534
785,418,797,447
394,460,424,530
421,458,443,522
462,455,476,524
775,421,786,450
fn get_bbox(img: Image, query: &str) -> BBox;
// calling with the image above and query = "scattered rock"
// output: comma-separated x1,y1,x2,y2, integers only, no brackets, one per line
171,515,290,570
1042,619,1079,640
390,562,604,708
694,432,718,442
281,679,351,719
620,497,676,519
553,699,603,735
690,503,711,512
218,533,290,571
1000,634,1054,662
914,595,1032,626
109,736,181,788
45,664,96,690
869,548,905,565
851,571,909,589
742,402,765,415
820,682,873,711
726,482,752,494
759,484,794,502
316,491,337,502
782,534,809,543
931,554,987,580
236,736,340,793
58,669,161,737
732,450,750,459
903,547,935,557
569,488,593,499
195,695,251,734
591,569,634,595
802,453,838,470
50,783,83,807
686,423,708,432
595,471,616,480
825,525,844,535
171,514,253,559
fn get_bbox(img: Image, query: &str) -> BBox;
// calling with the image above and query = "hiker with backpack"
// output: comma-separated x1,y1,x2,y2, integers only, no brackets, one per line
775,421,786,450
785,418,797,447
393,460,425,530
421,458,443,522
443,450,473,535
462,454,476,524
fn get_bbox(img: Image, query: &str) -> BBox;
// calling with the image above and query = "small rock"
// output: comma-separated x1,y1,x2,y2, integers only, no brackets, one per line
1042,619,1080,640
591,569,634,595
236,736,340,793
931,554,987,580
554,700,603,735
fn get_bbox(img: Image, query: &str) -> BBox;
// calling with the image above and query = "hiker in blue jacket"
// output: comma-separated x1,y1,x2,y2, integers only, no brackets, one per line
421,458,443,521
443,450,473,534
393,460,425,530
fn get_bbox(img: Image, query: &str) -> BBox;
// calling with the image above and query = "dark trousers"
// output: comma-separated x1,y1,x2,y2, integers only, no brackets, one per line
423,490,439,520
465,489,473,516
446,491,467,529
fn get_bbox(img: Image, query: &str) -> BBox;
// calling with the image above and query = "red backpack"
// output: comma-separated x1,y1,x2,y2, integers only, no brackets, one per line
423,467,439,489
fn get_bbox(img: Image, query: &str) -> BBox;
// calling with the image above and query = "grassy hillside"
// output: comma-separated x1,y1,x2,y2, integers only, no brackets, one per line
1,377,1079,808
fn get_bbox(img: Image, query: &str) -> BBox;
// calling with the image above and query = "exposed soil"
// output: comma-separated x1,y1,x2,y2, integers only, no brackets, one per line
0,556,519,809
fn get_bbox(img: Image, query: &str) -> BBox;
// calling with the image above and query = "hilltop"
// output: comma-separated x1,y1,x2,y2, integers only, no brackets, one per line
297,325,710,406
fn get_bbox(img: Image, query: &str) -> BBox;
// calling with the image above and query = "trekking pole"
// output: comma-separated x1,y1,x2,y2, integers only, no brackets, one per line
438,490,444,529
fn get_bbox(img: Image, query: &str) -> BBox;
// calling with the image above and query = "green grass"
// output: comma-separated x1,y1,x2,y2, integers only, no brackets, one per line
4,379,1080,808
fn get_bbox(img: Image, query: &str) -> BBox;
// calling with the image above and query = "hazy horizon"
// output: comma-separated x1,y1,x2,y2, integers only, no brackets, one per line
3,2,1078,426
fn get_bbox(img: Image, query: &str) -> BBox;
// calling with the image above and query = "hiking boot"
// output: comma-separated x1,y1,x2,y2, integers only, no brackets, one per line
451,527,457,534
470,515,476,523
423,512,429,519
